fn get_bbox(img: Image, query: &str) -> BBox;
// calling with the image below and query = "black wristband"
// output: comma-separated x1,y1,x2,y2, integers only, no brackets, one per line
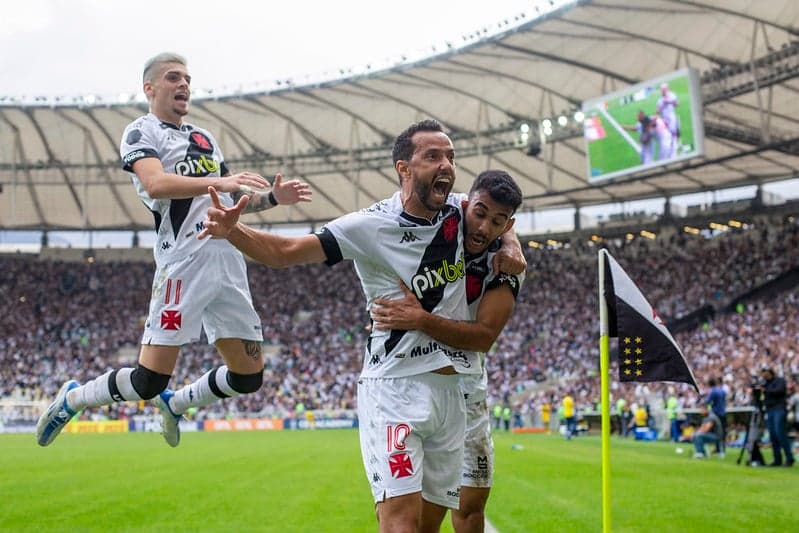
268,191,278,206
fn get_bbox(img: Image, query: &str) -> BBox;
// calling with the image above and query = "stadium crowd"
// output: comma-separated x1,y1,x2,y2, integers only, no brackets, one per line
1,213,797,430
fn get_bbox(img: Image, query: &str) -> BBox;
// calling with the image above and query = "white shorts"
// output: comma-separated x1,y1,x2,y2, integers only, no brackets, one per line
357,373,466,509
462,399,493,488
142,239,263,346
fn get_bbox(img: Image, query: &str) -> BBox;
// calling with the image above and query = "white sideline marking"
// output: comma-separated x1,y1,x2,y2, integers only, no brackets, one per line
597,105,641,154
485,516,500,533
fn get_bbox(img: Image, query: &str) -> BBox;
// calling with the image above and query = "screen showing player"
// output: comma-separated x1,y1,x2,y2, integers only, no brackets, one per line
582,68,705,183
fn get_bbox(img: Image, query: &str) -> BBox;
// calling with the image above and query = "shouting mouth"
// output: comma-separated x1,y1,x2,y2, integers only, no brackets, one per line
467,233,488,252
432,176,452,196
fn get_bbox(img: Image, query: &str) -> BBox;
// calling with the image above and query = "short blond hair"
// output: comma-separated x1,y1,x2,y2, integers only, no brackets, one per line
143,52,187,83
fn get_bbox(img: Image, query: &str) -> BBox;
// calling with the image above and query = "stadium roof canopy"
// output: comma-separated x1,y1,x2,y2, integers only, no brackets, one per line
1,0,798,231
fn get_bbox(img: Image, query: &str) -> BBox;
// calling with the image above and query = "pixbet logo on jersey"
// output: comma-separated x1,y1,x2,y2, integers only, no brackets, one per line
410,254,465,299
175,155,220,176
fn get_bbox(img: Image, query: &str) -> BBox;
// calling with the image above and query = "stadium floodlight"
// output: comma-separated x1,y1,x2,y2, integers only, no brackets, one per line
520,123,531,134
574,111,585,123
728,220,743,228
639,230,656,240
625,233,635,241
542,119,552,129
683,226,700,235
709,222,728,231
558,115,568,127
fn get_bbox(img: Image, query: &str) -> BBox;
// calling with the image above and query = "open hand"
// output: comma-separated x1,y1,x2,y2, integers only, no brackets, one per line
198,186,248,239
271,173,313,205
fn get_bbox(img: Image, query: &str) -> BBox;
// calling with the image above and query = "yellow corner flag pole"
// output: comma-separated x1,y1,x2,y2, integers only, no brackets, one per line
598,250,612,533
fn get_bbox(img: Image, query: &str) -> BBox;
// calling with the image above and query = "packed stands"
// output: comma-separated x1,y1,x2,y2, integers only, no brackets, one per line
1,212,797,428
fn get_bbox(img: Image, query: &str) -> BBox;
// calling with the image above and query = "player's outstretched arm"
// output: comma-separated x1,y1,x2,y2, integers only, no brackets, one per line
371,280,516,352
133,158,269,199
493,229,527,276
199,186,325,267
234,173,313,213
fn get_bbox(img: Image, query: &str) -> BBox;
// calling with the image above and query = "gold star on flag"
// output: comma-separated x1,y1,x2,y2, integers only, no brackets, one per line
604,249,699,393
624,358,632,365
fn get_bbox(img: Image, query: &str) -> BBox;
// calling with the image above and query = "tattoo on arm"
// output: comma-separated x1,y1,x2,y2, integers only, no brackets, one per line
230,190,274,213
242,340,262,360
243,193,275,213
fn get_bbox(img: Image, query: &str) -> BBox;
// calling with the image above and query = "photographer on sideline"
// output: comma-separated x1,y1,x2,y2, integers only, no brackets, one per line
692,404,723,459
760,367,795,467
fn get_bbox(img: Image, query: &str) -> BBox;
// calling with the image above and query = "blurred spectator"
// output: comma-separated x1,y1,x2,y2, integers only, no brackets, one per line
760,367,795,467
2,212,798,427
692,404,723,459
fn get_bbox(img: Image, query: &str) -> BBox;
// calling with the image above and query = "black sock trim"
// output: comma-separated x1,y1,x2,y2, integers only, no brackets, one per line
208,368,230,399
108,369,124,402
227,369,264,394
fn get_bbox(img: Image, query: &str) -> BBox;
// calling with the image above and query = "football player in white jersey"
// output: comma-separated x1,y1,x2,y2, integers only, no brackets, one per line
370,169,524,533
198,120,525,533
36,52,312,448
657,83,680,156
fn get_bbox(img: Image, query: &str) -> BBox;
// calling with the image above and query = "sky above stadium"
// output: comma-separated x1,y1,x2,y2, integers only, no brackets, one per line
0,0,795,248
2,0,536,98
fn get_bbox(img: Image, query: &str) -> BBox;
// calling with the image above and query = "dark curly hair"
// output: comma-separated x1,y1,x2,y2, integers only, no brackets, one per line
469,170,523,214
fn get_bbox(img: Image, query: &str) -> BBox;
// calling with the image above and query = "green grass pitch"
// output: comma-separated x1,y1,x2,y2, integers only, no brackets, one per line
586,75,696,179
1,430,795,532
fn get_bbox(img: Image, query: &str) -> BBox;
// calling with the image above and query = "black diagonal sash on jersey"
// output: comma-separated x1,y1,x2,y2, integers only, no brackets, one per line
168,128,217,238
383,207,463,357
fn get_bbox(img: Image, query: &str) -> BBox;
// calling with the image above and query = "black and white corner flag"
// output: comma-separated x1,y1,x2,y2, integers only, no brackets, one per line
601,249,699,393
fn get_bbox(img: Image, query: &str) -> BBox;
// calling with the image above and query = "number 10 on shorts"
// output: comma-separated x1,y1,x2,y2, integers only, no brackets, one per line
387,424,411,452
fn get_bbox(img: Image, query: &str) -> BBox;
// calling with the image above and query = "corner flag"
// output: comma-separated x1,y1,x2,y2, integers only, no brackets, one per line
597,249,699,533
602,249,699,392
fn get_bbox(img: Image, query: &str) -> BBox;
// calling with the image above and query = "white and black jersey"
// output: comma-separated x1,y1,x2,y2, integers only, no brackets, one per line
460,241,524,402
316,191,480,378
120,113,235,265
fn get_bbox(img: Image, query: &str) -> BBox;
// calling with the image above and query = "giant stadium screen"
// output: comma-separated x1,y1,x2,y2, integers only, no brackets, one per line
582,67,705,183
